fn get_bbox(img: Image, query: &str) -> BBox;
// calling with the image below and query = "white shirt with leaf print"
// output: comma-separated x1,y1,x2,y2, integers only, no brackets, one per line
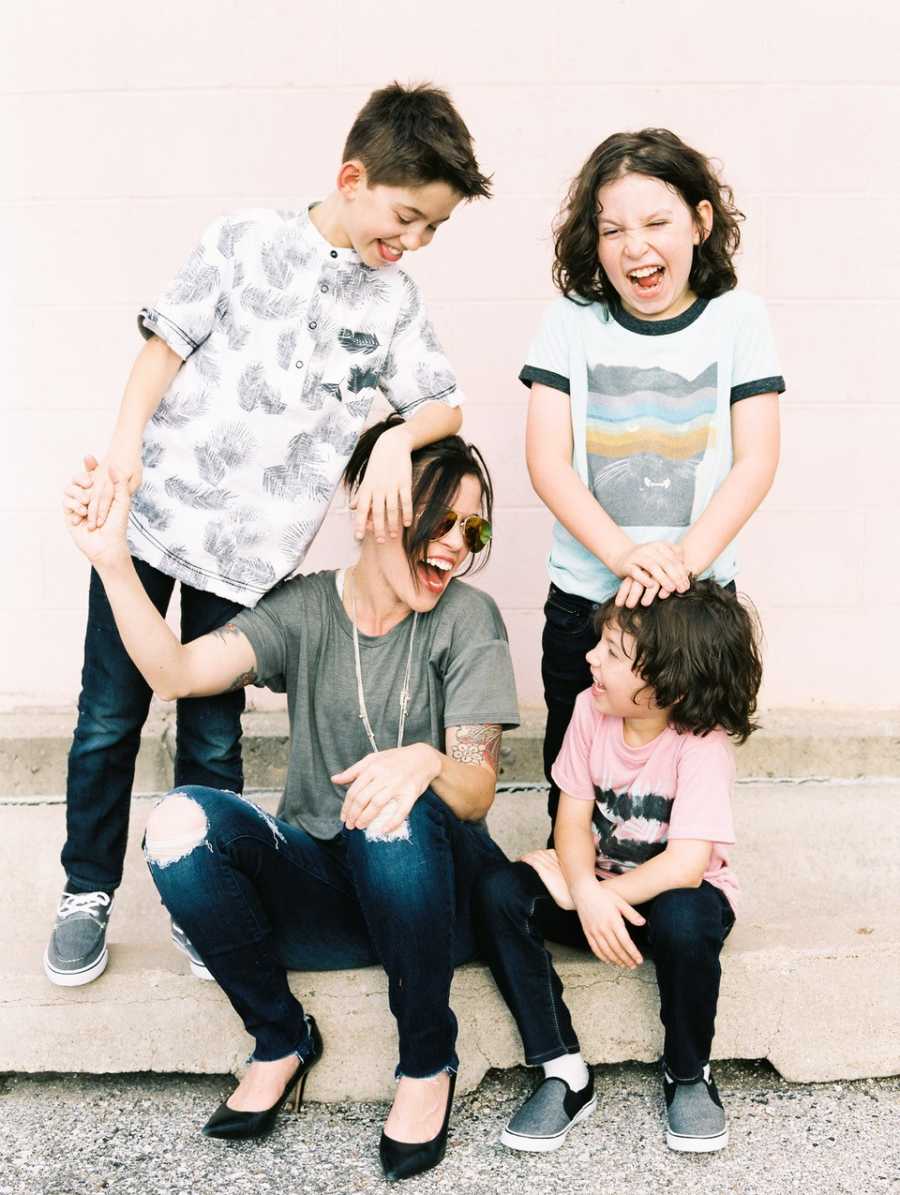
129,204,462,607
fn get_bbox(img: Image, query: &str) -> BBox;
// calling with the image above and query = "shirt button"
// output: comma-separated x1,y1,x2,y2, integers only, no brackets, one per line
330,250,338,258
308,321,317,330
294,360,304,370
320,284,328,294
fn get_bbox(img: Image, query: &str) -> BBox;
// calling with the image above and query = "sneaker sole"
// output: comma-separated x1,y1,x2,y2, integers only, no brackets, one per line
500,1095,597,1152
170,932,214,982
666,1127,728,1153
43,945,109,988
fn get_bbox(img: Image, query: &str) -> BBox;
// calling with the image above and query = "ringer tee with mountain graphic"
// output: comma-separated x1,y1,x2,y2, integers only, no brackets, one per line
129,205,462,607
520,292,785,603
552,689,739,910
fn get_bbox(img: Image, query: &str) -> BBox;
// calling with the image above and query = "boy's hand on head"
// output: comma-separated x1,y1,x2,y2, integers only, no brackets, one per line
612,541,690,605
572,877,645,969
350,424,414,543
65,464,133,570
86,443,144,532
615,577,664,609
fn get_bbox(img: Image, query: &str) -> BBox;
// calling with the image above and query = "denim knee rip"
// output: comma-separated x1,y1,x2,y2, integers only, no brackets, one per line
143,794,210,869
234,792,288,850
364,817,411,844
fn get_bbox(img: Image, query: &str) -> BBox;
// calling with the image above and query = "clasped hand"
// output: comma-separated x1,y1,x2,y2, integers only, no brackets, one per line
63,455,132,570
332,743,440,836
613,541,691,609
571,877,646,970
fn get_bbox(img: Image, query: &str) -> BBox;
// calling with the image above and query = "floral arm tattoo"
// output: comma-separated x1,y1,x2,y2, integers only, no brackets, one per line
211,623,257,691
448,724,503,773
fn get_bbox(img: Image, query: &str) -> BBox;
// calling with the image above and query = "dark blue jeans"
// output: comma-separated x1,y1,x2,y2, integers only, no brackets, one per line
144,785,507,1077
62,559,245,894
474,861,735,1080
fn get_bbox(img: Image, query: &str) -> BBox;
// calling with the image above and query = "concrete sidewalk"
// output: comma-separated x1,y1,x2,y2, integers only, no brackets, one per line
3,781,899,1094
1,1063,897,1195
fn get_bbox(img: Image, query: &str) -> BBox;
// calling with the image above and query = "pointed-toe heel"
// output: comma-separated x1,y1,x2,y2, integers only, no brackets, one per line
202,1015,323,1141
379,1072,457,1183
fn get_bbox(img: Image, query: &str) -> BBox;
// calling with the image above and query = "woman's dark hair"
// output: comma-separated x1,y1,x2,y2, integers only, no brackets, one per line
595,580,762,743
553,128,744,306
342,82,492,201
343,415,494,580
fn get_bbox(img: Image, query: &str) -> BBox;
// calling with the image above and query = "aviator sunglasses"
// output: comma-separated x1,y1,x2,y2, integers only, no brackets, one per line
432,509,492,553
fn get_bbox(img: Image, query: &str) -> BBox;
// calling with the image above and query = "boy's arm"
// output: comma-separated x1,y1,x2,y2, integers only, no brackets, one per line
66,472,257,701
553,793,646,969
678,393,780,579
527,384,690,594
86,336,184,530
351,402,462,542
601,839,714,906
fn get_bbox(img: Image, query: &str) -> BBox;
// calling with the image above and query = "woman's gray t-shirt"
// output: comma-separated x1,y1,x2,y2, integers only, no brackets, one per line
232,570,520,838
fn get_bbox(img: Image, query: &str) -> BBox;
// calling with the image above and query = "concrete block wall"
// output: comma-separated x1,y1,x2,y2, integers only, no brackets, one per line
5,0,900,708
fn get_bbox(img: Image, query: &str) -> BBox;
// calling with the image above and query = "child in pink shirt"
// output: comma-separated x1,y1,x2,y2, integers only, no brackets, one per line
475,581,762,1156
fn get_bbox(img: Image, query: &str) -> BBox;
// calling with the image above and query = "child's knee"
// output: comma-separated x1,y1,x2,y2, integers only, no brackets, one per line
650,889,720,957
144,793,208,866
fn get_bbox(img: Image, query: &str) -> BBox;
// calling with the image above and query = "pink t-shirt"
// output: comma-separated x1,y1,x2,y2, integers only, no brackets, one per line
551,689,739,910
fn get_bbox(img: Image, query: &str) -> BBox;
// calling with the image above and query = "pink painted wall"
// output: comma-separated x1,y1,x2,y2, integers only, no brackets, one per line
5,1,900,708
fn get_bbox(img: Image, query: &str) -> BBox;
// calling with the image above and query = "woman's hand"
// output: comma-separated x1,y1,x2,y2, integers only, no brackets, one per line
350,423,414,543
522,848,576,910
333,743,441,836
611,541,690,606
64,460,133,572
571,876,646,969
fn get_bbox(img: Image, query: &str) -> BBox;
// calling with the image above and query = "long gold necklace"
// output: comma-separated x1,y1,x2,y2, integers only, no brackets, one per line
347,568,418,753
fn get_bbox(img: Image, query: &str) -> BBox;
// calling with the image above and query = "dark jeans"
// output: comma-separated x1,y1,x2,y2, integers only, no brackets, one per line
474,861,735,1081
62,558,245,894
541,584,600,832
144,785,507,1077
541,580,738,834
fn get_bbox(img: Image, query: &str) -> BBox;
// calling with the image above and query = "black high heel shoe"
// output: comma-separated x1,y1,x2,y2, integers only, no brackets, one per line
202,1015,323,1140
379,1071,457,1182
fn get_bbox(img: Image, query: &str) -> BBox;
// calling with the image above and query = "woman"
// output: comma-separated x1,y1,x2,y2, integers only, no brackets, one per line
63,417,519,1181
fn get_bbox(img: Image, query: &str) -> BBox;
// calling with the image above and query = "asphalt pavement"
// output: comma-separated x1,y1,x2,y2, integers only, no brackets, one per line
1,1061,897,1195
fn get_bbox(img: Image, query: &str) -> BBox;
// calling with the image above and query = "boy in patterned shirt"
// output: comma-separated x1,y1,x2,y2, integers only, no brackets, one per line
47,82,491,987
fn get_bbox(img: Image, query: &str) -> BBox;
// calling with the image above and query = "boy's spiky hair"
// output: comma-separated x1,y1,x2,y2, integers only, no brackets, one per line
595,580,763,743
342,81,492,200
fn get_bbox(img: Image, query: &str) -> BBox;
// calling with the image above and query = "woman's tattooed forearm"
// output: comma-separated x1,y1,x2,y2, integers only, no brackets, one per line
227,670,257,692
449,724,503,772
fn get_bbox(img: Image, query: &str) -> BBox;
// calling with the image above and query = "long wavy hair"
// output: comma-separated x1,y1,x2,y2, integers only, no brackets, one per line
553,128,744,306
595,580,762,743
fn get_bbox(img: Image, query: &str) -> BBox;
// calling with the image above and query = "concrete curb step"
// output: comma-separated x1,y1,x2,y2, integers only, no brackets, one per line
2,706,899,796
2,785,899,1095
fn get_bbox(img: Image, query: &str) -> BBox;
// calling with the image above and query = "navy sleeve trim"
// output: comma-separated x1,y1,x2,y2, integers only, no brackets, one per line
730,376,786,404
519,366,570,395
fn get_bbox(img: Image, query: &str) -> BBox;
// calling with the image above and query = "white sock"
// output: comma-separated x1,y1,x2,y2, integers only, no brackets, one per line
543,1052,590,1092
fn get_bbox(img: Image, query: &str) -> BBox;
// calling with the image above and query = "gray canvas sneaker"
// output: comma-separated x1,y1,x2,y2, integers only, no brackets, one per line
663,1064,728,1152
170,920,214,981
43,890,113,986
500,1071,596,1152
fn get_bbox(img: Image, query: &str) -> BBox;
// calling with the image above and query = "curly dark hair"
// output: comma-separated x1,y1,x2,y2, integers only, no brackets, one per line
343,415,493,579
552,128,744,306
342,82,492,201
595,580,762,743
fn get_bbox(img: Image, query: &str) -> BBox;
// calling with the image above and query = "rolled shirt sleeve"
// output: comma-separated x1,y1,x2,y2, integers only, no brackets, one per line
138,215,235,360
379,273,463,416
